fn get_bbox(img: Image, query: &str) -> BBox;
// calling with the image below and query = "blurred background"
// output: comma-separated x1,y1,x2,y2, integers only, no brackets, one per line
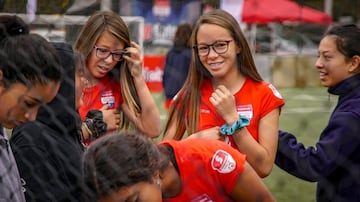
1,0,357,89
1,0,358,201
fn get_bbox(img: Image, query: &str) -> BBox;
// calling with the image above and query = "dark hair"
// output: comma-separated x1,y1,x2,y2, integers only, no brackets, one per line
173,23,193,48
82,132,161,199
0,15,29,38
0,15,63,88
157,144,177,173
324,24,360,60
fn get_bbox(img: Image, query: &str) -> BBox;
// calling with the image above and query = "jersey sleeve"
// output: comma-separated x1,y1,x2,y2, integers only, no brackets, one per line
259,83,285,117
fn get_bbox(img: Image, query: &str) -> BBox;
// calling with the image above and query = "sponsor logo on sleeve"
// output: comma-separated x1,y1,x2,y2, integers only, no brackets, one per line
268,84,283,99
191,194,213,202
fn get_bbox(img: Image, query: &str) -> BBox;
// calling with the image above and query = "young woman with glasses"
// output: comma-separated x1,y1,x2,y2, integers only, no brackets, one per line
163,9,285,178
74,11,161,144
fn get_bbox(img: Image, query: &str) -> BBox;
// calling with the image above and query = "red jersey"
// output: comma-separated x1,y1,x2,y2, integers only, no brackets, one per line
198,79,284,150
78,74,123,121
159,138,246,202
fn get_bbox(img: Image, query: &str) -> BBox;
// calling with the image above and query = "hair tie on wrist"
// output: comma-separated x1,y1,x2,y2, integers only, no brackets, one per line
220,115,250,135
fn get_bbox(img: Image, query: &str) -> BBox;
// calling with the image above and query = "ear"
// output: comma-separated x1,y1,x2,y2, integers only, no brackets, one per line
152,170,162,187
236,44,241,55
0,69,4,91
349,55,360,73
0,69,3,85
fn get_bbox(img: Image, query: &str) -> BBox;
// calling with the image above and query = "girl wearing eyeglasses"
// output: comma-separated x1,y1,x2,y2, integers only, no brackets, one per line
163,9,284,178
74,11,161,143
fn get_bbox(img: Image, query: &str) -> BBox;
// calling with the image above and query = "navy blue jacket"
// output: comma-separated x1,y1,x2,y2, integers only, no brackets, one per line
276,73,360,202
162,46,191,100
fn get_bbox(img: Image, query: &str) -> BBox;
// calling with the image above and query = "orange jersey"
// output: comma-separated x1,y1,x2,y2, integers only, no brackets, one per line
78,74,123,121
159,138,246,202
199,79,284,150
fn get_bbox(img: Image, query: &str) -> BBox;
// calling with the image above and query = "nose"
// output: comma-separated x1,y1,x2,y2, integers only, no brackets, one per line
25,109,38,121
207,46,219,58
104,54,115,64
315,57,323,69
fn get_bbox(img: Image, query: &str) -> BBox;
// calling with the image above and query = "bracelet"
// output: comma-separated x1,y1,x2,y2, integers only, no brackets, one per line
85,110,107,139
220,115,250,135
83,121,93,139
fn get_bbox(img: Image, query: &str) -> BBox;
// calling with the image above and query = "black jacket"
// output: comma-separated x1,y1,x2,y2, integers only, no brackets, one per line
10,42,85,202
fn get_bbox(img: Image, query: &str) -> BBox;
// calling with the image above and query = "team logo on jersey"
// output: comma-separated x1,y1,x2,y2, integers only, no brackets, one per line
101,90,115,108
268,84,283,99
191,194,213,202
211,150,236,173
236,104,253,120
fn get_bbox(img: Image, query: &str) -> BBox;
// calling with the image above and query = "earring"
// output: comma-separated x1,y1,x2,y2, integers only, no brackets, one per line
156,179,162,188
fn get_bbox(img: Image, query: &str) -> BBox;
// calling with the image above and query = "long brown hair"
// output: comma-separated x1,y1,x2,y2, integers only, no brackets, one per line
164,9,263,139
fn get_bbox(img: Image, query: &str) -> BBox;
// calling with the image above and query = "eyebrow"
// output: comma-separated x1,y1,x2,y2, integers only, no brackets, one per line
25,96,43,104
95,45,125,52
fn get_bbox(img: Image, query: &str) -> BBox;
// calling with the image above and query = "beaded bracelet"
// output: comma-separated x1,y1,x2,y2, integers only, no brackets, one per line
83,120,93,139
220,115,250,135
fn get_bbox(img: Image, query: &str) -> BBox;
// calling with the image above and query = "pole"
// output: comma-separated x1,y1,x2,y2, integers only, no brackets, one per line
324,0,333,16
101,0,112,11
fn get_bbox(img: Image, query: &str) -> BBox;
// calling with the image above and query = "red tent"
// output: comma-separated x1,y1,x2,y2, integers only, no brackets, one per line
241,0,332,25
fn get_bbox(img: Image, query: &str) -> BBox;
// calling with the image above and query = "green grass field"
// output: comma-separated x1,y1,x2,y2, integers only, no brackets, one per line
152,86,337,202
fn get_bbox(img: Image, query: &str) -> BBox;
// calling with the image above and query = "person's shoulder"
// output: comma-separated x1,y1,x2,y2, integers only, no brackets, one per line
181,138,229,150
246,79,269,87
245,79,281,93
51,42,73,53
10,122,53,147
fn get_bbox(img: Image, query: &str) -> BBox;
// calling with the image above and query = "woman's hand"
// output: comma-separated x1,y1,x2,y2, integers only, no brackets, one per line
210,85,239,125
100,104,121,131
188,127,224,141
124,41,143,78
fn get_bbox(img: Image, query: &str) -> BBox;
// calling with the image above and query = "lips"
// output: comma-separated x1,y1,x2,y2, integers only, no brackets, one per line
97,65,110,74
208,61,224,70
319,72,328,80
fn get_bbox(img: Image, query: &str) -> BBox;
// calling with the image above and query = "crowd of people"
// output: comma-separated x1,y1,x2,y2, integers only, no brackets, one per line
0,8,359,202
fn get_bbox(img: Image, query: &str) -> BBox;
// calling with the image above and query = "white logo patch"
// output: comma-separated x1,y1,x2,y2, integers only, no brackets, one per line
268,84,283,99
211,150,236,173
236,104,253,120
191,194,213,202
101,90,115,108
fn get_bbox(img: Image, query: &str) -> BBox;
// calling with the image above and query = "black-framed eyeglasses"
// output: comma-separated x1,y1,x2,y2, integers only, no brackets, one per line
193,40,233,57
93,45,127,61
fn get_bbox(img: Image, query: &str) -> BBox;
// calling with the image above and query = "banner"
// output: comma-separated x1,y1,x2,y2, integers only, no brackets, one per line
133,0,200,45
143,54,166,92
